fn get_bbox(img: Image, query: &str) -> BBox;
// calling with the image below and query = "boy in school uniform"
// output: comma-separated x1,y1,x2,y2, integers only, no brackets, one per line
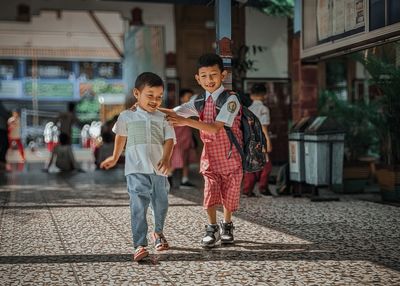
242,83,274,197
159,53,242,248
101,72,176,261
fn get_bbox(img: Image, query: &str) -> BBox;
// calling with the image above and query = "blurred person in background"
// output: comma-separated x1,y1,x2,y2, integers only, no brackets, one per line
169,89,198,188
45,133,81,172
94,131,115,169
242,83,274,197
56,102,81,142
44,122,59,152
7,109,25,162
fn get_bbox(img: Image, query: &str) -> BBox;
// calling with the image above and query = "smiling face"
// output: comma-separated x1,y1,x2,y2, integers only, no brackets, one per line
133,85,164,113
195,64,227,94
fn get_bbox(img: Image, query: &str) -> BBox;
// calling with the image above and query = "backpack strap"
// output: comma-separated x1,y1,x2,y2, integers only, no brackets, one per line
224,126,245,161
218,91,246,163
193,92,206,114
193,90,234,115
215,90,232,114
193,89,245,163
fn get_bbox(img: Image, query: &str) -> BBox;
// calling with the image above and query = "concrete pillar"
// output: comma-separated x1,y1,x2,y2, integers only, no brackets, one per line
123,24,165,108
72,62,80,78
71,62,80,99
17,60,26,79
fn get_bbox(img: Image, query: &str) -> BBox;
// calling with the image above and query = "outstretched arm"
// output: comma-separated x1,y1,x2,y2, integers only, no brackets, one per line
158,107,224,134
100,135,127,169
177,117,225,134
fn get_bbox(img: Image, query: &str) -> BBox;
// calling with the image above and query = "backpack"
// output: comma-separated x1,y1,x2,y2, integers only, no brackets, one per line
194,90,267,173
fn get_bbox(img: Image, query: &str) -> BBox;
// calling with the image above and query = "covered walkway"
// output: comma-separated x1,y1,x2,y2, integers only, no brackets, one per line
0,167,399,285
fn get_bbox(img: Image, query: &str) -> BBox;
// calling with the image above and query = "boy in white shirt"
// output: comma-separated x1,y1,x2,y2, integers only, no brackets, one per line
101,72,176,262
243,83,273,196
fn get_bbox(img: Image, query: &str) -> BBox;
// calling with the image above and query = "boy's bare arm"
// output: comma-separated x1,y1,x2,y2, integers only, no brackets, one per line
181,117,225,134
100,135,127,169
157,139,174,175
158,108,224,134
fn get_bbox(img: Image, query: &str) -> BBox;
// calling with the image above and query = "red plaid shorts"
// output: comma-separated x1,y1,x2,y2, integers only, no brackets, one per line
202,167,243,212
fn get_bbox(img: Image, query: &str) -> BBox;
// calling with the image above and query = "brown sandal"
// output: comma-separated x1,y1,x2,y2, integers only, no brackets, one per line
152,233,169,251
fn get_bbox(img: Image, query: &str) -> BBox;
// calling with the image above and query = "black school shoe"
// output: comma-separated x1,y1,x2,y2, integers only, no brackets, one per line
220,221,235,244
201,224,220,248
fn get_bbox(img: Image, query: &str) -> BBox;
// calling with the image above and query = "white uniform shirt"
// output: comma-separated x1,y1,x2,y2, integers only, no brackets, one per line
8,117,21,139
113,108,176,176
173,85,240,127
248,99,270,125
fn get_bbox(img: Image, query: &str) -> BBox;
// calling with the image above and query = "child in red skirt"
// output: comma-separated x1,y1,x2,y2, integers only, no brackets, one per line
7,110,25,162
159,53,242,248
170,89,197,188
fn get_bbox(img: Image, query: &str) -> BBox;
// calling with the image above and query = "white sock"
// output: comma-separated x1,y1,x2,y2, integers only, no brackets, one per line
182,176,189,183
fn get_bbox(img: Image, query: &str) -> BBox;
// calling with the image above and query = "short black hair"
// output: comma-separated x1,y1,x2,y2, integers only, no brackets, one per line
179,88,194,98
197,53,224,72
135,72,164,91
250,83,267,95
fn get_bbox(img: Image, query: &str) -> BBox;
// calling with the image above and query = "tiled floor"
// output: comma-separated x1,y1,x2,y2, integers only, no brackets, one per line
0,167,399,285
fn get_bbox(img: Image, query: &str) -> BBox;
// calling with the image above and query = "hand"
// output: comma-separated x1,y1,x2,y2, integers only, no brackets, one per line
166,114,187,126
157,108,187,126
100,156,117,170
157,158,170,176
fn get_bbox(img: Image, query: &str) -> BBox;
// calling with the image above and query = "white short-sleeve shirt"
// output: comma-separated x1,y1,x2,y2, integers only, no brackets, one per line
173,85,240,127
113,107,176,176
248,100,270,125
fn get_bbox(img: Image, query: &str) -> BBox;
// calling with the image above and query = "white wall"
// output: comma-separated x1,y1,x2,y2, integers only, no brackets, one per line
0,1,176,56
245,7,288,78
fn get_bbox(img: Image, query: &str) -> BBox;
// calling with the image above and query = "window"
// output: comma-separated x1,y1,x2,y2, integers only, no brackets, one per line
0,60,17,79
27,60,72,79
388,0,400,25
79,62,122,80
370,0,400,30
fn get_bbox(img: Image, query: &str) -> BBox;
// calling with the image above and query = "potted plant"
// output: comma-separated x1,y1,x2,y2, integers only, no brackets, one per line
358,53,400,201
318,90,378,193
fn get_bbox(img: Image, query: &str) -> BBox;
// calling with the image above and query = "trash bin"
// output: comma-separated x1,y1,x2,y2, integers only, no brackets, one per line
304,116,345,187
289,117,314,183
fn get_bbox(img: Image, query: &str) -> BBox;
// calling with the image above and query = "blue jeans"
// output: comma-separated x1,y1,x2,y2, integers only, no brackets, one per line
126,173,169,248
